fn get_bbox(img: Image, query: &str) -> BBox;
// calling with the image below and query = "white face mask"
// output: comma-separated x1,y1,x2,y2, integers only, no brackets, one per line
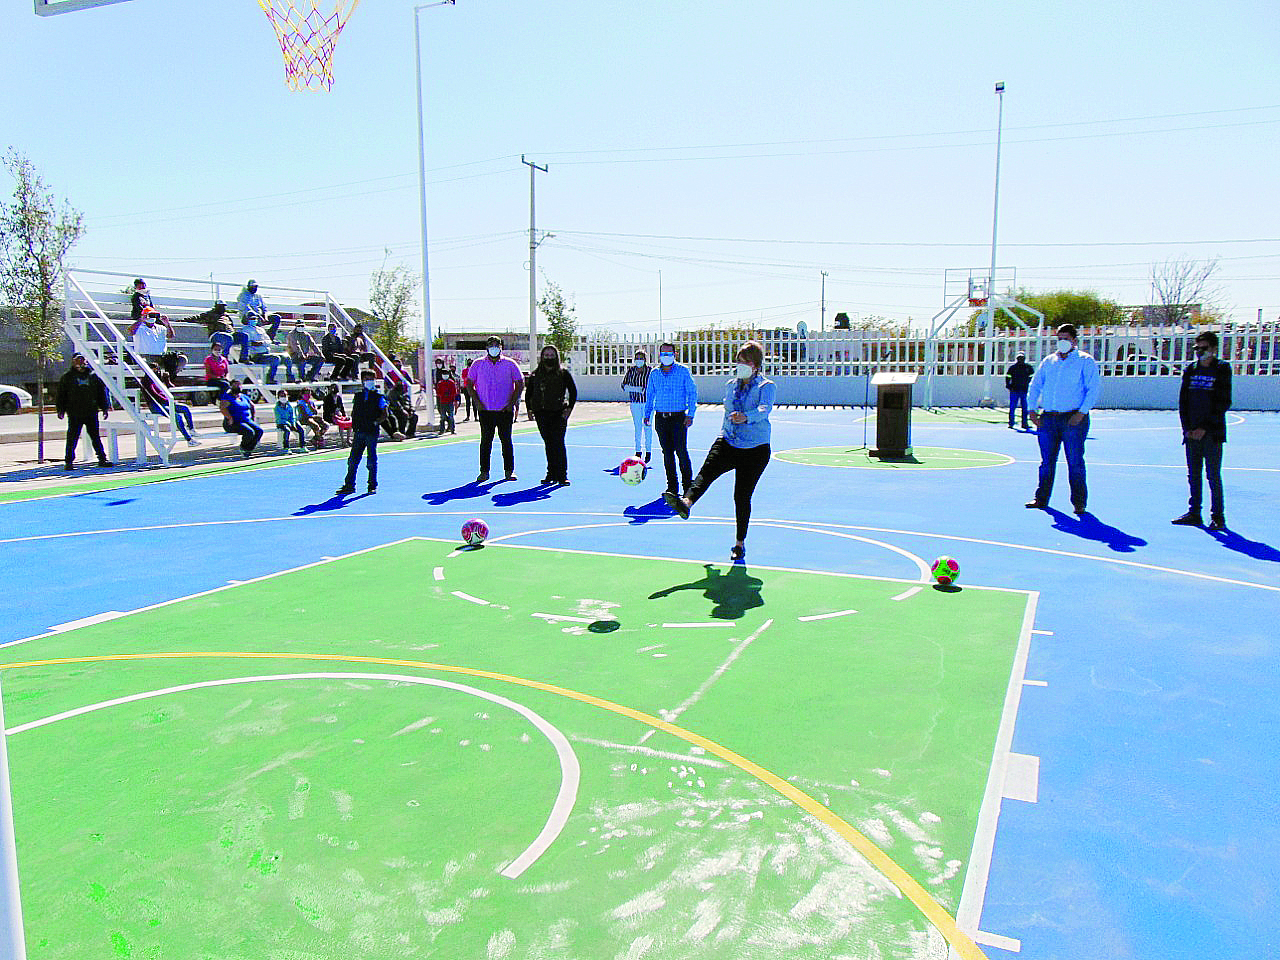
487,346,501,358
735,363,754,380
634,358,645,367
1057,339,1074,354
362,379,375,391
659,353,675,366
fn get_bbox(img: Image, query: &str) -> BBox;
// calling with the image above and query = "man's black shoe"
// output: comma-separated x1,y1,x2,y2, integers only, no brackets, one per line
1171,512,1202,526
1208,516,1227,531
1024,499,1047,509
663,491,690,520
335,485,355,495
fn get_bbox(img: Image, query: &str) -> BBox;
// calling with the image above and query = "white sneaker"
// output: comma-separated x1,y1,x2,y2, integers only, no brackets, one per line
187,438,201,447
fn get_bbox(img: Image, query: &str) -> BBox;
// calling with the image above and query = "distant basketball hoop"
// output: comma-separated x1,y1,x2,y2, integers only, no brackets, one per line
967,277,990,308
258,0,361,92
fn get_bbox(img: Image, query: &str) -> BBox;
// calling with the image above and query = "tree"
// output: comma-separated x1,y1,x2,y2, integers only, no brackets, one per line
367,261,421,359
1149,257,1221,326
0,148,84,462
538,277,578,358
965,289,1124,333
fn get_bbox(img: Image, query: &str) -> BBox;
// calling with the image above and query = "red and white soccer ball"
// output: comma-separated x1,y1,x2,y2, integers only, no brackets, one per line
931,555,960,586
618,456,646,486
461,518,489,546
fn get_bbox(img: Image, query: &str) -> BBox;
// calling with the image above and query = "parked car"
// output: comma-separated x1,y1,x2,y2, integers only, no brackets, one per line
0,384,33,415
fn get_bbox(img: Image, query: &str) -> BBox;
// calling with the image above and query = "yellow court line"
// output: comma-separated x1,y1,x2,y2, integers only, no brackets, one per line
0,650,988,960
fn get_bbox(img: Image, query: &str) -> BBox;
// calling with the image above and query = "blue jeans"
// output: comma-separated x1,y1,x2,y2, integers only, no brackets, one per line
344,430,379,488
226,419,263,453
1008,390,1028,428
1034,412,1089,508
1185,435,1224,520
209,332,234,354
247,352,281,382
145,397,194,442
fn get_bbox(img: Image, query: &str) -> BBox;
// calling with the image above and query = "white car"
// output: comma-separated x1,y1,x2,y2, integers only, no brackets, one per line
0,384,33,415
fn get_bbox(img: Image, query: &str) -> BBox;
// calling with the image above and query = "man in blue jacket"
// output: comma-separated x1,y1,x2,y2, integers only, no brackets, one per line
1171,331,1232,530
644,341,698,496
336,371,387,496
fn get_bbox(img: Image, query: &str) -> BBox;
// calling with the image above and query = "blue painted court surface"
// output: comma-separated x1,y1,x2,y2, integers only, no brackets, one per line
2,407,1277,959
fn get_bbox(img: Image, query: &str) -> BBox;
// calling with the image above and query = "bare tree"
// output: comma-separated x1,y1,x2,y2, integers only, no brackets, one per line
1149,257,1221,326
0,148,84,462
367,259,421,359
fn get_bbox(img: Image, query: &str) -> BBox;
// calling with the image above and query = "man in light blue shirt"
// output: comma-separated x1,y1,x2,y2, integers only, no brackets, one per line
1026,323,1102,514
644,341,698,495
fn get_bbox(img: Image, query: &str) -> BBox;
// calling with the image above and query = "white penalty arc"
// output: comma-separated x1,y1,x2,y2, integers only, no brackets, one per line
6,672,580,881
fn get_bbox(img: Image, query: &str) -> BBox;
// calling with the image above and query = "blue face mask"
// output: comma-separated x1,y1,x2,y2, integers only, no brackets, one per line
248,317,258,326
659,353,675,366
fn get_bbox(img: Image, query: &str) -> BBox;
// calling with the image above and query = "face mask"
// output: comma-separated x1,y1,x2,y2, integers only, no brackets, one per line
659,353,674,366
362,380,375,391
487,346,501,358
634,358,645,367
541,355,556,366
1057,339,1073,353
248,317,258,326
736,363,753,380
231,387,241,395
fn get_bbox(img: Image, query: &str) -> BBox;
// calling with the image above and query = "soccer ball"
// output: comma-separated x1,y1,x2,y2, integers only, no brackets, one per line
618,456,646,485
931,556,960,586
461,518,489,546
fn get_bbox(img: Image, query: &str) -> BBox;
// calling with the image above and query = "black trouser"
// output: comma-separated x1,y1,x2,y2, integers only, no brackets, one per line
65,412,107,466
687,438,772,542
1185,435,1225,520
344,430,379,488
654,412,693,494
324,352,356,379
478,409,515,476
534,410,568,481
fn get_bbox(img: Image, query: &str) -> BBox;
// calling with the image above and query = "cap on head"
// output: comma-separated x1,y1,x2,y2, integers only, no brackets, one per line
486,336,502,347
1016,352,1026,360
133,278,145,288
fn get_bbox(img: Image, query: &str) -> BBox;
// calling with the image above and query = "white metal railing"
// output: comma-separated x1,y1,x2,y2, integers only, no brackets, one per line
571,323,1280,380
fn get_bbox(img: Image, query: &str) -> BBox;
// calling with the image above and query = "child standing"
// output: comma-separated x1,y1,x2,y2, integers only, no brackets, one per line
274,393,307,453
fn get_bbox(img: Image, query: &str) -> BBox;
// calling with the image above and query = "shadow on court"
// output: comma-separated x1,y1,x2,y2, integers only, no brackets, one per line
1046,506,1148,553
421,481,492,505
1208,528,1280,563
492,483,558,507
623,496,675,525
649,563,765,620
293,492,374,515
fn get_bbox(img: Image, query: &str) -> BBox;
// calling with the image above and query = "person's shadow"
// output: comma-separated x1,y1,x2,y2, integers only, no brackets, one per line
492,483,557,507
1045,506,1147,553
421,481,492,506
649,564,765,620
1207,527,1280,564
624,496,675,525
293,492,374,515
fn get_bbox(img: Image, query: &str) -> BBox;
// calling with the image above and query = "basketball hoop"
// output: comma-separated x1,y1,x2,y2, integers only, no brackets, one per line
258,0,361,92
968,296,989,308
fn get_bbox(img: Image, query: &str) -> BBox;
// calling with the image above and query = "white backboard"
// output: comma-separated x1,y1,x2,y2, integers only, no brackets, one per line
34,0,133,15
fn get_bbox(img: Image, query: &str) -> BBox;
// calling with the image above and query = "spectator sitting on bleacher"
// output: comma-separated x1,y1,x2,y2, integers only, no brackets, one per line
141,362,199,447
286,319,325,381
130,279,152,322
192,301,235,353
383,380,418,441
204,341,230,399
296,387,329,449
320,384,352,446
129,307,175,361
321,322,357,380
237,316,287,383
345,324,377,367
236,280,269,328
219,379,264,458
274,392,307,454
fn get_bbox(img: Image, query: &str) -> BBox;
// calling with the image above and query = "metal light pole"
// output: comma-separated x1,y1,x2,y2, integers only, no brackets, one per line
522,155,548,371
415,0,454,384
980,81,1006,405
821,270,829,332
658,269,663,339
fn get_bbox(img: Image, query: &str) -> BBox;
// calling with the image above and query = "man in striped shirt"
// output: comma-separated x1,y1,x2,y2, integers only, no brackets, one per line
644,342,697,496
621,349,653,462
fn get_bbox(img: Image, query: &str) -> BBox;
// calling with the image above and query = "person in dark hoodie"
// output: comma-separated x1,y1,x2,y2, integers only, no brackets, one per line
526,344,577,485
335,369,388,496
1004,351,1034,430
56,353,112,470
1172,330,1232,530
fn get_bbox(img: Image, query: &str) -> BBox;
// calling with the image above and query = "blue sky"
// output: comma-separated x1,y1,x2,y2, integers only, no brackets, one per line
5,0,1279,338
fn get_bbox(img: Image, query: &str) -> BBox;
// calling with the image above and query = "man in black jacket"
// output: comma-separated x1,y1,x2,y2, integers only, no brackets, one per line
56,354,112,470
1004,352,1034,430
335,370,388,495
1172,331,1232,530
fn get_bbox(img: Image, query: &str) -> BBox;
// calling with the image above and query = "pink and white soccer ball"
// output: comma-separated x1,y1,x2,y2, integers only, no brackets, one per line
461,518,489,546
618,456,646,485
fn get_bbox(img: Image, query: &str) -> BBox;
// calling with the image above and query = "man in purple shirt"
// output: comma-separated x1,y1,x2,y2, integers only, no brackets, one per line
466,336,524,482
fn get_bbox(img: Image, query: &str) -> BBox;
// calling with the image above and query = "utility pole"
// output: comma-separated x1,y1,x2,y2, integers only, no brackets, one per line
415,0,455,383
821,271,829,333
658,269,663,339
980,81,1006,406
522,155,548,371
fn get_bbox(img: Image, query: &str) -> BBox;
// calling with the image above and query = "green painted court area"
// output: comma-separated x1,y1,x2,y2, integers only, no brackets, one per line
776,446,1015,470
2,540,1030,959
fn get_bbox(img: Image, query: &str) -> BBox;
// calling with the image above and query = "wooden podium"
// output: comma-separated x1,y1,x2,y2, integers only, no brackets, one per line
869,371,918,459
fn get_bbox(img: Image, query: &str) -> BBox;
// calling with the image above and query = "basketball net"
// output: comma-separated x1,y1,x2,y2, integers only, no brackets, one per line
258,0,361,92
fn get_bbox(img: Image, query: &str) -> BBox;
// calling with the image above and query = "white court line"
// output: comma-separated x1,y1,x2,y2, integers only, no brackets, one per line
570,735,727,769
1031,629,1054,635
662,622,735,629
1090,461,1280,472
532,613,595,624
48,612,123,633
1023,679,1048,687
5,671,580,881
797,609,858,622
891,586,924,601
432,567,445,581
452,591,489,606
